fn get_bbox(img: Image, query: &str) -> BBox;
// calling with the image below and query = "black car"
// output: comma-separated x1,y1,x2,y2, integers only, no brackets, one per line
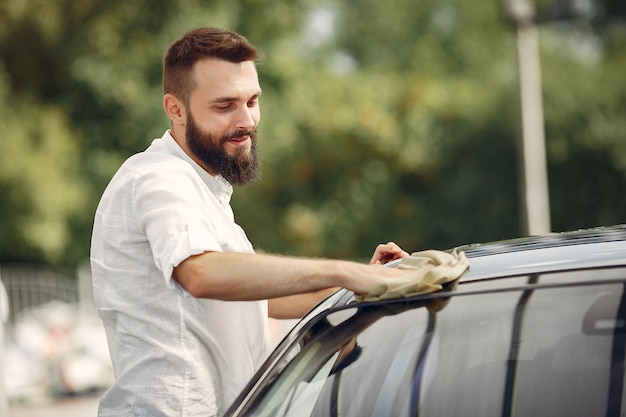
225,225,626,417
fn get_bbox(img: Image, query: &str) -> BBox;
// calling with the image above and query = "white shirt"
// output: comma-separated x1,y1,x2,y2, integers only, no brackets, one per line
91,130,271,417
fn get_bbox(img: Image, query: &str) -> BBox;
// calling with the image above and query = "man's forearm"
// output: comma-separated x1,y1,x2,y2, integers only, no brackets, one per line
174,247,409,307
173,251,349,300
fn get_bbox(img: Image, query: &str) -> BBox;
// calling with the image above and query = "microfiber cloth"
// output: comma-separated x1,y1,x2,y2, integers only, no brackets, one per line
355,249,470,302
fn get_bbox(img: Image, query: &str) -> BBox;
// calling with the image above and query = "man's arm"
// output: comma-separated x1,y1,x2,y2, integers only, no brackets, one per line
173,242,408,302
265,242,409,319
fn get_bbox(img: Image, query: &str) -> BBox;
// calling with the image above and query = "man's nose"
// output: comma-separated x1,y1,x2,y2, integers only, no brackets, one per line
235,107,257,129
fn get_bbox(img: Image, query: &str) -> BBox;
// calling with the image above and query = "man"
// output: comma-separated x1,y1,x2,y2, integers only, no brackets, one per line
91,27,409,417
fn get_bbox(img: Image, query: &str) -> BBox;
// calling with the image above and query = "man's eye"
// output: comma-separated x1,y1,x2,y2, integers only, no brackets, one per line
248,99,259,107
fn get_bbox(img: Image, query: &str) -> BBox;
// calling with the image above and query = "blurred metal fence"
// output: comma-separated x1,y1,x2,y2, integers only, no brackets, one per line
0,264,86,324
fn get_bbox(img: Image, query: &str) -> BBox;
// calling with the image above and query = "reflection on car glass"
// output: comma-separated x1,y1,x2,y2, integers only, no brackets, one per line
244,270,626,417
250,285,460,417
272,350,339,417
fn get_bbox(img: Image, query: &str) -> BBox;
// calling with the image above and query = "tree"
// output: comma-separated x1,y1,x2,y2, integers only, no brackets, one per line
236,0,626,255
0,0,624,267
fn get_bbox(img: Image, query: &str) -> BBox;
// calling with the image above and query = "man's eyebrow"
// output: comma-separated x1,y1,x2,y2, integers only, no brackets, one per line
211,90,262,103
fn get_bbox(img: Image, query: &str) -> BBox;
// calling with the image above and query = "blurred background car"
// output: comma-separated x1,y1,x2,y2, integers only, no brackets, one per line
224,224,626,417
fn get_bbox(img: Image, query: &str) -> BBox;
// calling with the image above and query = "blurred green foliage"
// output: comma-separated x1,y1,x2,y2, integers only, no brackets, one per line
0,0,624,267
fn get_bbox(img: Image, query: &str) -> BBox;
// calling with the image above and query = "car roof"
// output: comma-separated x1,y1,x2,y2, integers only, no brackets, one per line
224,225,626,416
306,225,626,316
457,224,626,281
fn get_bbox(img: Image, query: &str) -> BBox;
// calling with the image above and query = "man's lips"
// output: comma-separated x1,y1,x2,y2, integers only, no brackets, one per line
227,136,250,147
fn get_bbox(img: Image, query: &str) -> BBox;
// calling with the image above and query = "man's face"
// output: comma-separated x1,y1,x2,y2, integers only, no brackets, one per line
185,111,260,185
183,58,262,185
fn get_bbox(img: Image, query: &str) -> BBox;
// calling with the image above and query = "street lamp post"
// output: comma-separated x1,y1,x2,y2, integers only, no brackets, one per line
503,0,552,236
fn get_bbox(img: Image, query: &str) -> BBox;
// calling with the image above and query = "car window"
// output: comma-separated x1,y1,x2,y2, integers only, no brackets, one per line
239,267,626,417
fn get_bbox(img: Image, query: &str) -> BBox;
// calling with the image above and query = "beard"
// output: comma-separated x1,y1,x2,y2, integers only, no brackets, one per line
185,114,261,186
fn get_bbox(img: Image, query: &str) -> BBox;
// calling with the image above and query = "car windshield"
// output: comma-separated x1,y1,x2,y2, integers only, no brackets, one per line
239,266,626,417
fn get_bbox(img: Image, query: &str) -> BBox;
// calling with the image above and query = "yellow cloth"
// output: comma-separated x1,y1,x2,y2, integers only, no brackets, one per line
355,249,470,302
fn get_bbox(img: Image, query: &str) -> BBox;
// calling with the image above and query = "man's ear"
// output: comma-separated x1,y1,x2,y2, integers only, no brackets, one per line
163,93,186,126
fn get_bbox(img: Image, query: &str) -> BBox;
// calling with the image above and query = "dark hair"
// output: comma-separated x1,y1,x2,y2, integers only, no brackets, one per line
163,27,260,105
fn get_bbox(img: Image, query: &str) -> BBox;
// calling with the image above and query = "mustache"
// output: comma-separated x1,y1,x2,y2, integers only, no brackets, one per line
221,127,257,142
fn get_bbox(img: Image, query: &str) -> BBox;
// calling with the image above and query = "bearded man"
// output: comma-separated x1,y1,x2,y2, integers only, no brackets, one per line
90,27,408,417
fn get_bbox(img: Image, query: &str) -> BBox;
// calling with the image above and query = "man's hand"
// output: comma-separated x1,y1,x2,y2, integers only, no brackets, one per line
369,242,409,265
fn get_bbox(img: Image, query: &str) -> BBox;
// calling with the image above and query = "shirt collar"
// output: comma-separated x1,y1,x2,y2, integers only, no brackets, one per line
151,130,234,206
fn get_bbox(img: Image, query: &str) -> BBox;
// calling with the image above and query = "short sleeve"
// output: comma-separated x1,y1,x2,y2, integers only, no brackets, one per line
133,160,223,291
